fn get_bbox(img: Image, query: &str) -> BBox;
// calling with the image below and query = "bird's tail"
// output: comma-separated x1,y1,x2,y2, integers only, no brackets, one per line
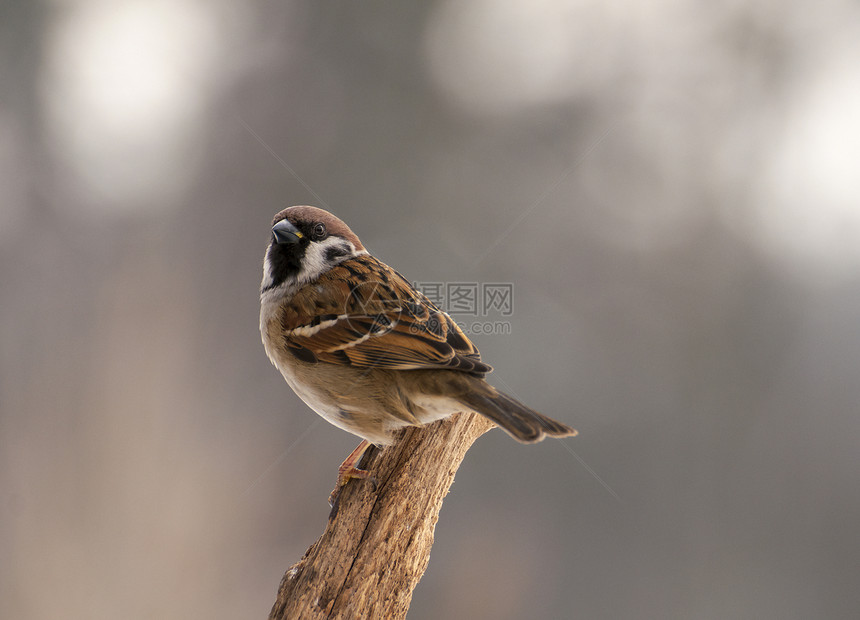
457,388,577,443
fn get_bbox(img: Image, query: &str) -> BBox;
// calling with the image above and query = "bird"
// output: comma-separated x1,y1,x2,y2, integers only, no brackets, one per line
260,206,576,500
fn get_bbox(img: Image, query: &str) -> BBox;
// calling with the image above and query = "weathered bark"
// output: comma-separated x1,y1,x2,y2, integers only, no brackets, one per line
268,412,495,619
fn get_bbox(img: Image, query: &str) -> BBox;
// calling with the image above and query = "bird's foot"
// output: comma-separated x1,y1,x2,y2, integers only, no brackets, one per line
328,440,378,511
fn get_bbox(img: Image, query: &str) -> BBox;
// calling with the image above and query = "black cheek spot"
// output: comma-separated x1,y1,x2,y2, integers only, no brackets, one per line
325,244,351,262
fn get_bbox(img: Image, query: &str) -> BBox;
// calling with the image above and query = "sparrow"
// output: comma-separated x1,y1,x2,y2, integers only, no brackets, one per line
260,206,576,498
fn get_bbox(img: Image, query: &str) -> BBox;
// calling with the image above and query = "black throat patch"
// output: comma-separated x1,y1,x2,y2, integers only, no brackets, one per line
262,240,307,292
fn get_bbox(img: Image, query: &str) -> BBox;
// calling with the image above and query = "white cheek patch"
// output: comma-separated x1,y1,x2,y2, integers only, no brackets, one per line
297,238,366,284
259,236,369,305
298,238,341,283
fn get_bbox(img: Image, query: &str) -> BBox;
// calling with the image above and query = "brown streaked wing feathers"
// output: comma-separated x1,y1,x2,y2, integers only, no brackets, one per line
281,256,492,376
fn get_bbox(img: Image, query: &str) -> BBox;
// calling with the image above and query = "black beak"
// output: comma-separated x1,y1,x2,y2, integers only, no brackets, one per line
272,219,304,245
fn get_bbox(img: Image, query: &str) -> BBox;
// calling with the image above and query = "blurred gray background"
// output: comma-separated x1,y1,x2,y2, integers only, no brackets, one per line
2,1,860,618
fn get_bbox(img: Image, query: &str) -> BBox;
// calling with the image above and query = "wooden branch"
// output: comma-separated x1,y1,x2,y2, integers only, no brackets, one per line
268,411,495,620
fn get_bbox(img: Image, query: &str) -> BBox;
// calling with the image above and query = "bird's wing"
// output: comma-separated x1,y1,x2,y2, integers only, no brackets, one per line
279,256,492,376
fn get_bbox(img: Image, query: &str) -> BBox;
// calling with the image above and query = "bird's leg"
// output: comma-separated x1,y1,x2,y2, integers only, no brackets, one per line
328,439,377,508
337,439,373,484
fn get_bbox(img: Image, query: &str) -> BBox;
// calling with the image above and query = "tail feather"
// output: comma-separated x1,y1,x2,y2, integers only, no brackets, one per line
458,389,577,443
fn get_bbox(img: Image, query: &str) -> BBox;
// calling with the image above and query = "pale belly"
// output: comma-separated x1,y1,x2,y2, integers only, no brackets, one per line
262,310,468,445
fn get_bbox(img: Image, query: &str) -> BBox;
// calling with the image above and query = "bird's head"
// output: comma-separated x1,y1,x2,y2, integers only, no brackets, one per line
261,206,366,295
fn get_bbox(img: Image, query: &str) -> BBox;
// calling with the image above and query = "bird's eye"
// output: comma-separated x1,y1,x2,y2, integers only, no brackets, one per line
311,222,327,240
